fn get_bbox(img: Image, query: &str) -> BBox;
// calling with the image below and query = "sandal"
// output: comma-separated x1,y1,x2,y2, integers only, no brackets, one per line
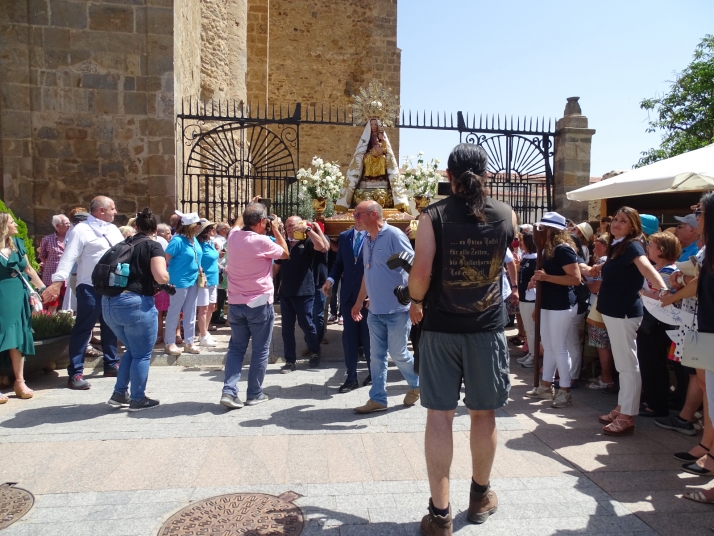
598,409,620,425
683,489,714,504
588,379,615,390
603,414,635,436
675,443,710,463
0,394,8,404
84,344,102,358
184,344,201,354
14,380,33,399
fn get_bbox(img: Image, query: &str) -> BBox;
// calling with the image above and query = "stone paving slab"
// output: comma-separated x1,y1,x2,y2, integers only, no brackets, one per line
1,326,713,535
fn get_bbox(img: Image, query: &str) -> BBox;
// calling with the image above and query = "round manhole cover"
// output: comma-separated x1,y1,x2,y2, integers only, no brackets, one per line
158,491,304,535
0,483,34,530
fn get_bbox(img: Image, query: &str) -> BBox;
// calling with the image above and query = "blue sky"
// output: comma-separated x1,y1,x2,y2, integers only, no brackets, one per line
397,0,713,177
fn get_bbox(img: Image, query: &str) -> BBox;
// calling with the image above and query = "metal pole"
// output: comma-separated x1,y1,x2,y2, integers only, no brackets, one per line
532,225,547,387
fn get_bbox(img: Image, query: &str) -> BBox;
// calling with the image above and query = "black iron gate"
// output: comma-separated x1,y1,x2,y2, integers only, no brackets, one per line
177,100,556,224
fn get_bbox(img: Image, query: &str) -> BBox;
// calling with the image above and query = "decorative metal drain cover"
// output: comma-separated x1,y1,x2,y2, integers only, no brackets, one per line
0,483,34,530
158,491,304,535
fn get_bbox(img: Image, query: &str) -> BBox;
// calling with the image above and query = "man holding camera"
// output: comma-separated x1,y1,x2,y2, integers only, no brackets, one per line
276,216,329,372
408,144,516,534
351,200,420,414
220,203,288,409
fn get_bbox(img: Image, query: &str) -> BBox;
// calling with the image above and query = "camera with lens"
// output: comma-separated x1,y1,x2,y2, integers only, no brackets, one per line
387,251,418,306
156,283,177,296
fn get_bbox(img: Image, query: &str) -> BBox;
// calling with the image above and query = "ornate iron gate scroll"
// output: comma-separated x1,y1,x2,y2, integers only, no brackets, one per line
179,101,300,224
178,101,556,224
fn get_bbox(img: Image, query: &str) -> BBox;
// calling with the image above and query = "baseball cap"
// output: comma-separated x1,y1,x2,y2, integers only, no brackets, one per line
674,214,698,229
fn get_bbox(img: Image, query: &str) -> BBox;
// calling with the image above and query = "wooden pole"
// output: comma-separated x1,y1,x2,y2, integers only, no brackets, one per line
532,225,548,387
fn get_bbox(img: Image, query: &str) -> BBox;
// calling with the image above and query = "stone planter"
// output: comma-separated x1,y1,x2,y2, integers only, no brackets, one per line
0,335,70,384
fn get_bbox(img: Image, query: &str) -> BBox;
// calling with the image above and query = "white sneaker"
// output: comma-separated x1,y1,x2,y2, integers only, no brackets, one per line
516,354,532,364
525,384,554,400
200,335,218,347
551,389,573,408
521,355,534,368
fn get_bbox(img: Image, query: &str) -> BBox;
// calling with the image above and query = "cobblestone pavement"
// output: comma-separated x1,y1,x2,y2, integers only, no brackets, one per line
0,323,712,535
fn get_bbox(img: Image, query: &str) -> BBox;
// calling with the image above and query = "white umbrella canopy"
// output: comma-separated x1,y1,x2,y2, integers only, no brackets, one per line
567,143,714,202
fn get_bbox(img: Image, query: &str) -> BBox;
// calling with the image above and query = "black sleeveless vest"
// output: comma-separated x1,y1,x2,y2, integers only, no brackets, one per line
422,195,514,334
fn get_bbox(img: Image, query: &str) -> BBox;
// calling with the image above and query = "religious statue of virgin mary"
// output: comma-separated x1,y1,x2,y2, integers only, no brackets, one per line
334,82,409,213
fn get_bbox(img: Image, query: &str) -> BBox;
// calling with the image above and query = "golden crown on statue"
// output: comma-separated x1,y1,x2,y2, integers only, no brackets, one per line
351,81,400,128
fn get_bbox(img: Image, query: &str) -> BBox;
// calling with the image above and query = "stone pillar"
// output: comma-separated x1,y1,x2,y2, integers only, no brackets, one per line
553,97,596,222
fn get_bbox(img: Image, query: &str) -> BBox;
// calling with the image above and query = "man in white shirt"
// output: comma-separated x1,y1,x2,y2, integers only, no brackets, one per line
42,196,124,390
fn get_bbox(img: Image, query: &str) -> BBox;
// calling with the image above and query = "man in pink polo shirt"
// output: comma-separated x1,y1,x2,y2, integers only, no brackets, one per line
220,203,288,409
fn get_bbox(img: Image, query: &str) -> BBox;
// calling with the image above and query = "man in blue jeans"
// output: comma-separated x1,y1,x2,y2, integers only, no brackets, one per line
276,216,330,372
351,201,420,413
42,196,124,390
220,204,288,409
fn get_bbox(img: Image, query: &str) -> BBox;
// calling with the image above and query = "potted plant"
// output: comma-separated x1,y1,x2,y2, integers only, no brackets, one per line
0,313,75,383
399,152,441,212
296,157,345,218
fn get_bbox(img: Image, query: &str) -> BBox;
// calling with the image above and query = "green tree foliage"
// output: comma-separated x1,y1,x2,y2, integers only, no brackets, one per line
0,199,39,270
637,34,714,167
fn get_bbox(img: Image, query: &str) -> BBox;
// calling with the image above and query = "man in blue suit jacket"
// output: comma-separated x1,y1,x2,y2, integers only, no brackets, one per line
322,223,371,392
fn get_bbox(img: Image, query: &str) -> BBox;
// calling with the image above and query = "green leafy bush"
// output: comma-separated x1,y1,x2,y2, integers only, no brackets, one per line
0,199,39,271
31,312,75,340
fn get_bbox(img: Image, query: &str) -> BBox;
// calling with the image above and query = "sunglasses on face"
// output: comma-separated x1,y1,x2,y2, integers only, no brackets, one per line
695,208,703,217
353,211,371,219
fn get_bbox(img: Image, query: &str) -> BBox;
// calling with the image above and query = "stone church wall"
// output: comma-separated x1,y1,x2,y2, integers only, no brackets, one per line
0,0,176,235
246,0,401,174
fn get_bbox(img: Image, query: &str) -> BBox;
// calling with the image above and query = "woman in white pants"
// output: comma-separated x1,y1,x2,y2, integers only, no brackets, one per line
164,212,203,356
525,212,581,408
592,207,666,436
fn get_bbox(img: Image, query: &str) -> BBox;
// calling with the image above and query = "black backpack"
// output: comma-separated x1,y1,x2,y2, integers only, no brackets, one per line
92,235,151,296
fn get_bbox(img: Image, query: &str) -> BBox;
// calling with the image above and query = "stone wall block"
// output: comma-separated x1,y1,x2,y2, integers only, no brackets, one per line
92,89,119,114
81,73,119,90
42,70,57,86
147,7,173,35
148,53,173,76
3,110,32,139
124,92,148,115
36,126,60,139
72,139,97,159
49,0,88,30
44,27,70,49
70,29,108,52
101,160,125,177
1,83,31,111
65,128,88,139
88,4,134,33
69,49,92,66
106,32,146,55
0,0,29,24
28,0,50,26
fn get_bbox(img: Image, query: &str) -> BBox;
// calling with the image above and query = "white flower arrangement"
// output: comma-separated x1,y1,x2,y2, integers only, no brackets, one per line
399,151,441,198
297,157,345,200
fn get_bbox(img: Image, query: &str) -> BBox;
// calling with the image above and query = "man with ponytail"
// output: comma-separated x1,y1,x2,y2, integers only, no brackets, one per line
408,143,517,534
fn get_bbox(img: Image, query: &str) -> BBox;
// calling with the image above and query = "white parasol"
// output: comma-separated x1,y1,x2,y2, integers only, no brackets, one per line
567,143,714,201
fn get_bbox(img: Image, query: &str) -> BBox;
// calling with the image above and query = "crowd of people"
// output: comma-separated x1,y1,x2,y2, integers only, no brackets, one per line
1,141,714,532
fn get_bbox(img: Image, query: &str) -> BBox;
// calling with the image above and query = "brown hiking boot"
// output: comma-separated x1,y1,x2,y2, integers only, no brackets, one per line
420,504,452,536
467,486,498,524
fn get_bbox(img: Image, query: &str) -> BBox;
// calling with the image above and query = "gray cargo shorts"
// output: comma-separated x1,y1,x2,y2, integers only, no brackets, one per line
419,330,510,411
